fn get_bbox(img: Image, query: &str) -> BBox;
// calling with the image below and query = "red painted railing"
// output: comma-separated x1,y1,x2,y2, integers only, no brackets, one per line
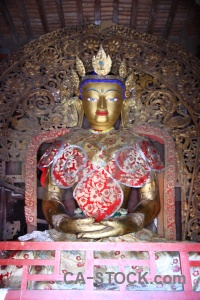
0,241,200,300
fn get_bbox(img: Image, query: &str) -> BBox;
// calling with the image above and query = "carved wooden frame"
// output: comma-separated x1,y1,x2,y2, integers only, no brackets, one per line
24,124,176,240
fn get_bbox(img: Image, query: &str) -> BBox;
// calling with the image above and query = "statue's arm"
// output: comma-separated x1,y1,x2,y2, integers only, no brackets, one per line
130,172,160,227
42,167,68,227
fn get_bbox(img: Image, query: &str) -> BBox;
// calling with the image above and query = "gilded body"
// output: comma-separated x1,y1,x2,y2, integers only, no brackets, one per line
41,80,163,238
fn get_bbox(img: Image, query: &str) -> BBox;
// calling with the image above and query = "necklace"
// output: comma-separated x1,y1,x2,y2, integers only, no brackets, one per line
89,127,114,134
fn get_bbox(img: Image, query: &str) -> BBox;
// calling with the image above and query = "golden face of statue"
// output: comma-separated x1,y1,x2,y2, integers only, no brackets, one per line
81,81,123,131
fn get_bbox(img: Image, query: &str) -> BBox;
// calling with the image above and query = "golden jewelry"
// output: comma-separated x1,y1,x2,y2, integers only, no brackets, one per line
73,45,136,98
76,56,86,77
92,45,112,76
119,58,127,78
89,127,114,134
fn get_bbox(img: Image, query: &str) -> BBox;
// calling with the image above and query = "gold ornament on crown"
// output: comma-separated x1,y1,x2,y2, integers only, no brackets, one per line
92,45,112,76
73,45,134,97
76,45,112,77
119,58,127,78
76,57,86,77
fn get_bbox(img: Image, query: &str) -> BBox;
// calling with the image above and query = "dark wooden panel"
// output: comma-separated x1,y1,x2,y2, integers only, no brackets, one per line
118,1,132,24
163,0,179,39
35,0,49,33
0,0,19,44
113,0,119,23
0,187,5,240
15,0,33,39
94,0,101,23
76,0,83,23
55,0,65,28
180,1,196,43
0,1,200,63
130,0,139,28
82,0,95,23
147,0,160,34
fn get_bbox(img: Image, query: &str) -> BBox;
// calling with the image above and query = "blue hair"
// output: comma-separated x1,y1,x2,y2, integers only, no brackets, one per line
79,78,125,99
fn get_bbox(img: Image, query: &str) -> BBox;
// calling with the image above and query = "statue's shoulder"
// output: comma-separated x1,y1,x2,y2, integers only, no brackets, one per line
137,138,164,171
38,127,89,168
118,127,164,171
118,127,148,143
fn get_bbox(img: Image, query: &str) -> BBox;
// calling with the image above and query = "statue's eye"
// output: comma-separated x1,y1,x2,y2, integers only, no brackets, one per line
107,98,119,102
85,97,97,102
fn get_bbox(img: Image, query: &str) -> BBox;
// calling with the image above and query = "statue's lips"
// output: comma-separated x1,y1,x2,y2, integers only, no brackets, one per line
96,111,108,116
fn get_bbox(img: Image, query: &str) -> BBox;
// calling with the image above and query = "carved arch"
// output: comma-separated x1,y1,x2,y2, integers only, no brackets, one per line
0,24,199,240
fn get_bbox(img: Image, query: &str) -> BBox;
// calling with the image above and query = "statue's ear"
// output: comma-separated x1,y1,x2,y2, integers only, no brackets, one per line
60,96,83,127
71,69,80,96
75,98,84,127
120,98,135,128
121,99,129,128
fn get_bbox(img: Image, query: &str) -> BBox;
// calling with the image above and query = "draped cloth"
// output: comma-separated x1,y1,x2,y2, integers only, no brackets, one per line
38,128,164,221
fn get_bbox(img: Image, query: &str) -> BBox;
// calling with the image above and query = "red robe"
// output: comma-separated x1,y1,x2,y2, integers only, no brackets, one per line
38,128,164,221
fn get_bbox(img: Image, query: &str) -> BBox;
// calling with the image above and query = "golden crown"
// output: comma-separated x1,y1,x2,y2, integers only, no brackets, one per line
92,45,112,76
72,45,134,98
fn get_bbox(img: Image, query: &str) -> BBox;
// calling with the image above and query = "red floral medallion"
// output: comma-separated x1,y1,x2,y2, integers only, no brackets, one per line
73,169,123,221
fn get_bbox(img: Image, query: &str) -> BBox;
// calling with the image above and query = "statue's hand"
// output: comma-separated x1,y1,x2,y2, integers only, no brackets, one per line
52,214,107,234
77,213,144,239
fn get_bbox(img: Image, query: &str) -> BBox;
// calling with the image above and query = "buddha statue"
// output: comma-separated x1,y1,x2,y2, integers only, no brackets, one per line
38,46,164,239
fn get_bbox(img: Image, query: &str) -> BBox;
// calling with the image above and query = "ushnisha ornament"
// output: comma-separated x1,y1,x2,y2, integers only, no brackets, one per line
73,45,135,98
92,45,112,76
75,45,127,81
